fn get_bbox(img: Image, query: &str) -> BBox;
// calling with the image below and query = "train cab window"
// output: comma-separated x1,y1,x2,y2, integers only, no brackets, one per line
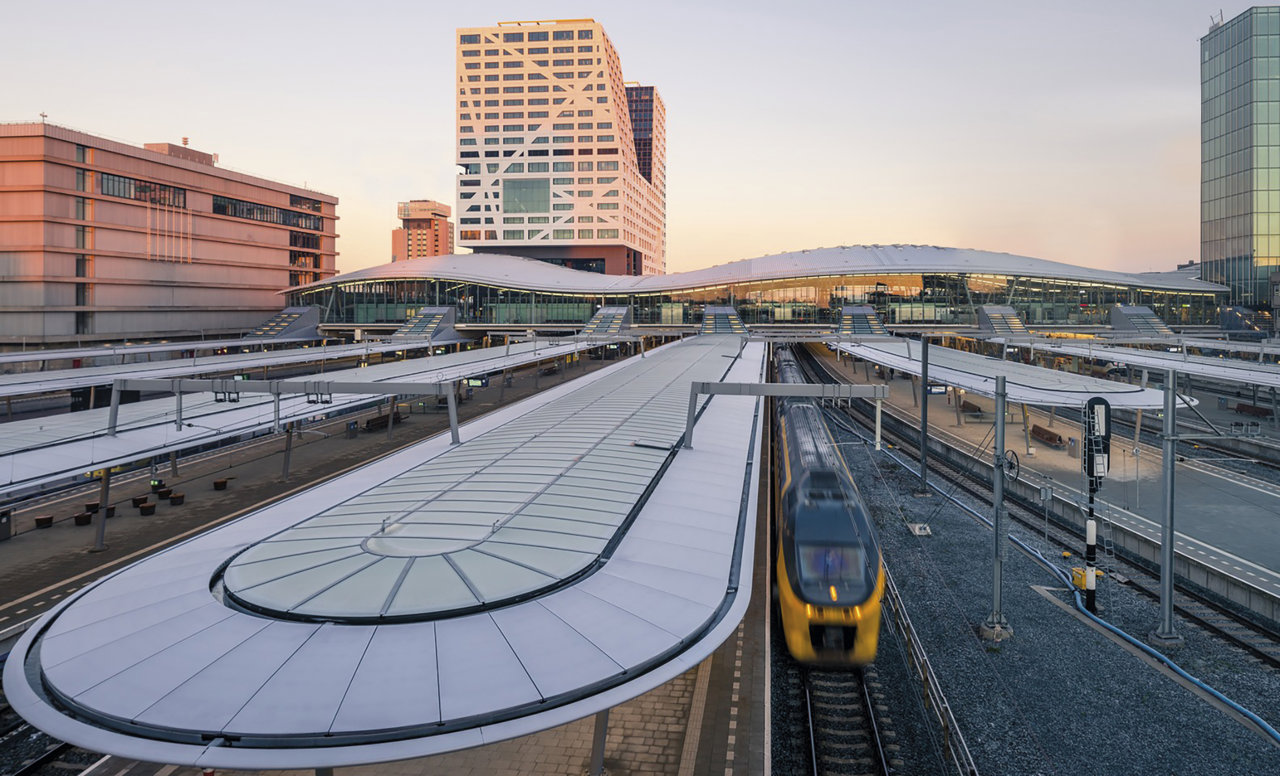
797,544,865,587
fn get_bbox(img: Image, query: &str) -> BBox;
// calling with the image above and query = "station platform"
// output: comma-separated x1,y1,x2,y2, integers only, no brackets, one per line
818,348,1280,604
5,336,768,771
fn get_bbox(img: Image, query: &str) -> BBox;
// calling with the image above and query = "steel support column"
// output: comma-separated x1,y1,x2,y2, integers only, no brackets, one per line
589,709,610,776
1151,368,1183,646
1021,403,1032,454
981,375,1012,640
875,398,883,451
91,468,111,553
107,380,122,436
917,338,930,494
281,422,294,482
446,382,461,445
174,386,183,431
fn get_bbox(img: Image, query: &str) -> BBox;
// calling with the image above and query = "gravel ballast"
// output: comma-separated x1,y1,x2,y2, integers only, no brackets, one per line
834,427,1280,775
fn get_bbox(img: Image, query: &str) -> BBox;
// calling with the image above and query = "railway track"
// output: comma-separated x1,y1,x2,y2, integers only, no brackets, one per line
1,665,79,776
1051,399,1280,480
800,347,1280,670
7,741,83,776
803,667,891,776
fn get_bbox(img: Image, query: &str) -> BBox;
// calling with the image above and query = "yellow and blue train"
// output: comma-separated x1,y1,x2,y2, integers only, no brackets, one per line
773,346,885,666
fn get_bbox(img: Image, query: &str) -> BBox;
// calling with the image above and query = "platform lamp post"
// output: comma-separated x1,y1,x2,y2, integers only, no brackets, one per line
981,376,1012,640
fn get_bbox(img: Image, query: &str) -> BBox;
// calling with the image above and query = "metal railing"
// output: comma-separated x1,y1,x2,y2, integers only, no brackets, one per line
881,566,980,776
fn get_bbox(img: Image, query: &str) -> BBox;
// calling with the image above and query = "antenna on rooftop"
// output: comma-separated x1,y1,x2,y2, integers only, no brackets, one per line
38,112,47,123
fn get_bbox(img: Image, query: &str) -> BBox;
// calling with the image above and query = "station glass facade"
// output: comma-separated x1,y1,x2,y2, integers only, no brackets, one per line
289,272,1222,329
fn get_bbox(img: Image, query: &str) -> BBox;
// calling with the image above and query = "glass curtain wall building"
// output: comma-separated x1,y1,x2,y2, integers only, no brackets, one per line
1201,7,1280,307
287,247,1226,330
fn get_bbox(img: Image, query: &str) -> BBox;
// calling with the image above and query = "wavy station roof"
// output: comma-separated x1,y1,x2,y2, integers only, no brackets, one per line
291,246,1227,297
5,336,766,769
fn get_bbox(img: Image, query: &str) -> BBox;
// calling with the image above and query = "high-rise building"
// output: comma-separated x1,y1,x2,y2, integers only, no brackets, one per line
1200,7,1280,307
454,18,666,275
0,122,337,344
391,199,453,261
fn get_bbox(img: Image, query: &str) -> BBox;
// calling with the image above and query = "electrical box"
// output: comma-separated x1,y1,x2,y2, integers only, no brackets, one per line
1071,567,1105,590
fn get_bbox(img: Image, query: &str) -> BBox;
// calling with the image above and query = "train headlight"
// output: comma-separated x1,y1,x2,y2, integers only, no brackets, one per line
805,604,813,617
855,606,862,620
829,585,838,602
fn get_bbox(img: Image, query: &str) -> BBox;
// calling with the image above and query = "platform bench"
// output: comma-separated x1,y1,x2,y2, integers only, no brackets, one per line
363,411,404,432
1234,402,1273,419
1031,424,1066,449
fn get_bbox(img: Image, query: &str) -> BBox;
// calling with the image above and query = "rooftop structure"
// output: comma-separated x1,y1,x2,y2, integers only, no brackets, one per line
454,19,666,275
288,246,1229,330
0,122,338,346
392,200,453,261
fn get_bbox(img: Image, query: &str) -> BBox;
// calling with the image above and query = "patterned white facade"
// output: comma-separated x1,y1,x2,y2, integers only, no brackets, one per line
455,19,666,275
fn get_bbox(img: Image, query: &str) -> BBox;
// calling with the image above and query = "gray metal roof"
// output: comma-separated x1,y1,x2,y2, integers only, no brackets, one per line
0,340,596,498
5,336,766,769
1180,338,1280,358
839,341,1172,408
292,246,1228,297
0,336,319,367
0,340,459,399
1035,341,1280,390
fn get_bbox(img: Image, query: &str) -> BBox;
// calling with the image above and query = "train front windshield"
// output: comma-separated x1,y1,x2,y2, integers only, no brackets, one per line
796,544,868,601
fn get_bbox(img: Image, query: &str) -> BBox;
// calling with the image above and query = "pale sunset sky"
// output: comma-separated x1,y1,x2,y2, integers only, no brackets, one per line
1,1,1235,275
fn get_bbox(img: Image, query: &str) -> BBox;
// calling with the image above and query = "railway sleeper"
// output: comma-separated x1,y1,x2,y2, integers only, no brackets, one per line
824,758,875,773
818,726,871,738
814,700,863,713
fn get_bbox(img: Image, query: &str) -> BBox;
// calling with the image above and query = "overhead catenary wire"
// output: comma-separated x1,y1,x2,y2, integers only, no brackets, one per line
839,399,1280,749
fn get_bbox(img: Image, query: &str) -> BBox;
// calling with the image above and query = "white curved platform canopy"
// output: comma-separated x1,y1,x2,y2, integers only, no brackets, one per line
4,336,765,770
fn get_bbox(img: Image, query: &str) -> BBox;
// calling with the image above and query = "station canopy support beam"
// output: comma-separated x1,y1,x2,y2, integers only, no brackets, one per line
683,381,888,449
107,377,463,445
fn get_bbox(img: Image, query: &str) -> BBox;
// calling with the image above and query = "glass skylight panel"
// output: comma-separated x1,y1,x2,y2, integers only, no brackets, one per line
301,558,409,618
222,337,744,620
385,557,477,613
451,550,555,600
241,556,380,612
